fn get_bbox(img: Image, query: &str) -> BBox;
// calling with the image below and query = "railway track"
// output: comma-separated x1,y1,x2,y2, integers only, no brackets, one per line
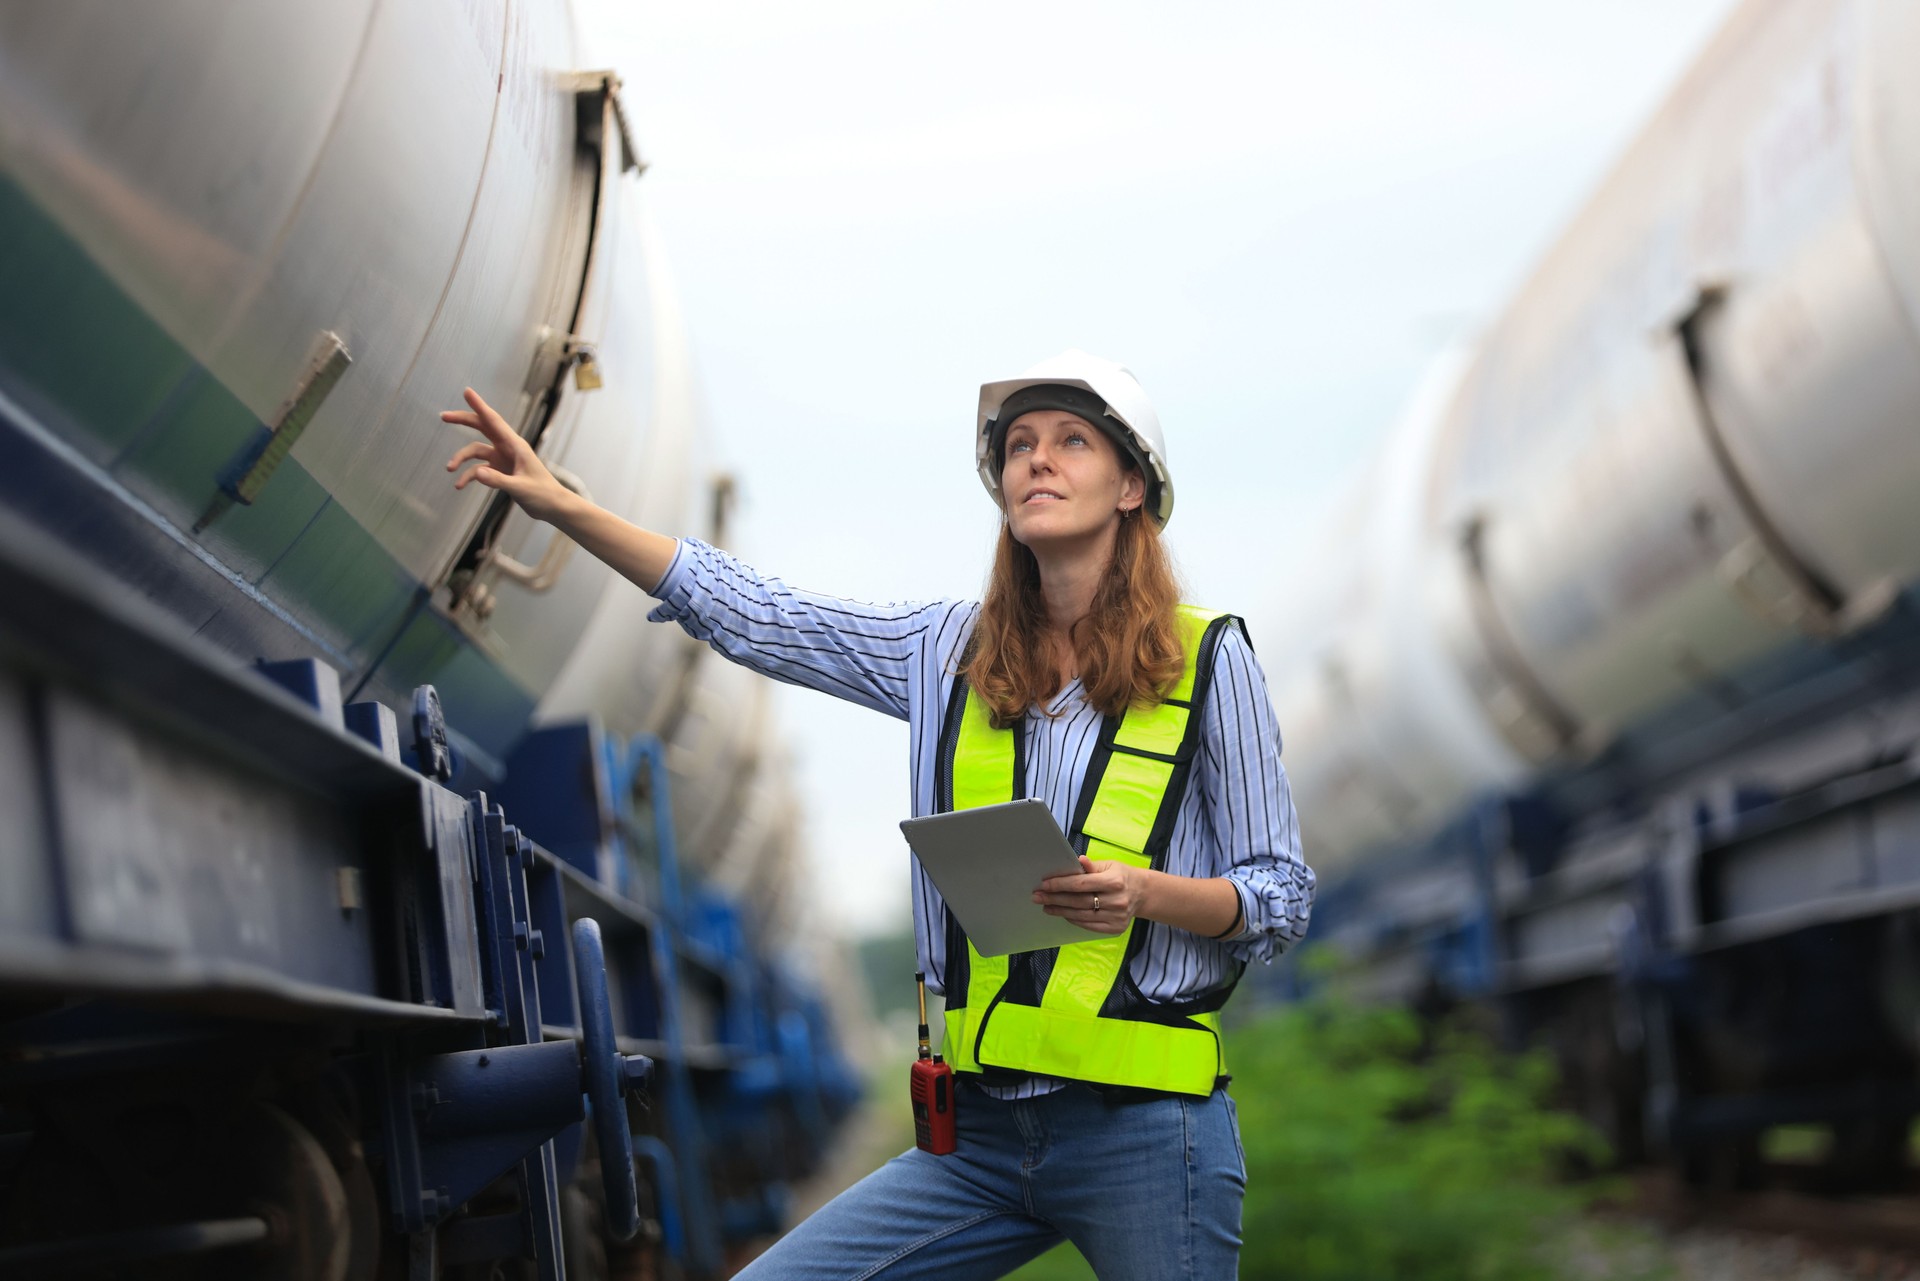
1624,1170,1920,1278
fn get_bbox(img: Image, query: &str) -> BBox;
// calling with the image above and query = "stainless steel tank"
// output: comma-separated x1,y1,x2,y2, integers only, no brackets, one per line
1268,0,1920,875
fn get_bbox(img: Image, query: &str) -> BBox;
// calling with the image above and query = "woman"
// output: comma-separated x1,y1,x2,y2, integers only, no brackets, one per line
445,349,1314,1280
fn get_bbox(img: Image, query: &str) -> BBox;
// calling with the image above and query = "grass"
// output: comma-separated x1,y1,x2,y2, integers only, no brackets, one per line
1006,1242,1098,1280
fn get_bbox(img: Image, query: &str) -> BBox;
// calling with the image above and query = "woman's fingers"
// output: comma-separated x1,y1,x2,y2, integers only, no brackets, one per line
1035,871,1129,933
446,441,500,472
452,463,505,493
443,390,531,493
1035,879,1133,934
1036,860,1125,900
1056,909,1126,935
462,387,516,442
440,389,516,445
1041,904,1125,929
451,462,499,495
447,437,507,491
1037,865,1102,896
439,386,580,525
1033,885,1123,905
439,409,497,436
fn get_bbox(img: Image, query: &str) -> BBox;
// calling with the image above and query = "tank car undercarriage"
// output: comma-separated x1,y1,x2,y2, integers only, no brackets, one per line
1298,604,1920,1193
0,496,855,1278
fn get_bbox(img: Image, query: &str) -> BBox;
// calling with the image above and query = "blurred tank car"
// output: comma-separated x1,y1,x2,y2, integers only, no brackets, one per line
1265,0,1920,1187
0,1,862,1276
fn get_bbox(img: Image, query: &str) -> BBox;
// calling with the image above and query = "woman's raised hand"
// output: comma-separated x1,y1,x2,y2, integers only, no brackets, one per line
445,387,679,592
443,388,575,524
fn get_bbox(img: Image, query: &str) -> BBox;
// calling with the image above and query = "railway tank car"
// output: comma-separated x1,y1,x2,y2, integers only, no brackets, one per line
1267,0,1920,1185
0,2,861,1276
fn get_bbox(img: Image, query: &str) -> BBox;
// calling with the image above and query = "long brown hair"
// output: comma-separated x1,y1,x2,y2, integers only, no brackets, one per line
961,510,1185,728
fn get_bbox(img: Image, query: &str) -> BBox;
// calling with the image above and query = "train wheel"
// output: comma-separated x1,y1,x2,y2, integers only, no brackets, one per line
0,1094,353,1279
279,1077,381,1281
225,1102,354,1281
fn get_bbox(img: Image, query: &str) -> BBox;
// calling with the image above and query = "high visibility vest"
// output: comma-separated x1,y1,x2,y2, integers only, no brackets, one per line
939,604,1244,1097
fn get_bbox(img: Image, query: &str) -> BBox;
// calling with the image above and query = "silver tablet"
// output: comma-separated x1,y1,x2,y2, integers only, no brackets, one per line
900,798,1093,958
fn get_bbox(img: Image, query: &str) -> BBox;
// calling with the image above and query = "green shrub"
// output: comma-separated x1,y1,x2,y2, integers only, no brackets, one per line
1230,991,1612,1281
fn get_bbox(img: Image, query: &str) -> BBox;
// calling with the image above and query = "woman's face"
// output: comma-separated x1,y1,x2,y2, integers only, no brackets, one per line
1000,409,1144,552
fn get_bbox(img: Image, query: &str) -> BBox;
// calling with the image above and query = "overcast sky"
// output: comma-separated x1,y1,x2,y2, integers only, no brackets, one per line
576,0,1741,937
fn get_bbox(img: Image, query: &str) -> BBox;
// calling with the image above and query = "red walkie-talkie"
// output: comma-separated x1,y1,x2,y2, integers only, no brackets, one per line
910,971,956,1154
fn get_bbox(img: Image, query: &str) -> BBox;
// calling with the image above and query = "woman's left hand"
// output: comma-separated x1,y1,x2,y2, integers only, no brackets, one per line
1034,857,1145,936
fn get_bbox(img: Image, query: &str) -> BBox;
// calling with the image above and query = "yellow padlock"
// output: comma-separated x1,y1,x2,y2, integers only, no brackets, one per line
572,345,604,392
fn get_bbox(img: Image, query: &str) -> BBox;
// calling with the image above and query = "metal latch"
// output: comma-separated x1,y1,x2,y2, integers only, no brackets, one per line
564,70,645,176
460,466,594,621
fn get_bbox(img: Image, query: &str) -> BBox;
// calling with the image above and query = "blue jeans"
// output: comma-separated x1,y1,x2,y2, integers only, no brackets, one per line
737,1080,1246,1280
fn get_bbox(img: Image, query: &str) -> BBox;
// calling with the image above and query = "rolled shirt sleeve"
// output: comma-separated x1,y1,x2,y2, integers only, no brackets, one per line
1195,625,1315,963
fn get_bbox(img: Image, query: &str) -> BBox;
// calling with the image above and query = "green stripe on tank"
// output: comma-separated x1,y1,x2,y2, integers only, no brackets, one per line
0,173,337,593
0,178,196,463
115,365,334,575
0,173,537,761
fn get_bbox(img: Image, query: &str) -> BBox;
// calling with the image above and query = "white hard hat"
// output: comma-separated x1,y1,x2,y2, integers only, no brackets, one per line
976,349,1175,526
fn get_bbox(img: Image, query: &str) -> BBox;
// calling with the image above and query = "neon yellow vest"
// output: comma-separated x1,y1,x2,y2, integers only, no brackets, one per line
939,604,1242,1097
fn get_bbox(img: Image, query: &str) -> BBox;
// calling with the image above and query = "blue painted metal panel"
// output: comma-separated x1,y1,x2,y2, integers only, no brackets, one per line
499,722,614,881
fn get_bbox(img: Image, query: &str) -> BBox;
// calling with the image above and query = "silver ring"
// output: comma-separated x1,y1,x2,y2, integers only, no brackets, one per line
1092,895,1101,913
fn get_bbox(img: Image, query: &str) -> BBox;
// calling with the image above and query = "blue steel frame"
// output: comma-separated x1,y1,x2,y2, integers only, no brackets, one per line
497,724,865,1274
0,502,858,1277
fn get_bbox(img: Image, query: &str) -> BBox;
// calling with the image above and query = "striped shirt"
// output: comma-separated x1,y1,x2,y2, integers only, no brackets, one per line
648,538,1315,1093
